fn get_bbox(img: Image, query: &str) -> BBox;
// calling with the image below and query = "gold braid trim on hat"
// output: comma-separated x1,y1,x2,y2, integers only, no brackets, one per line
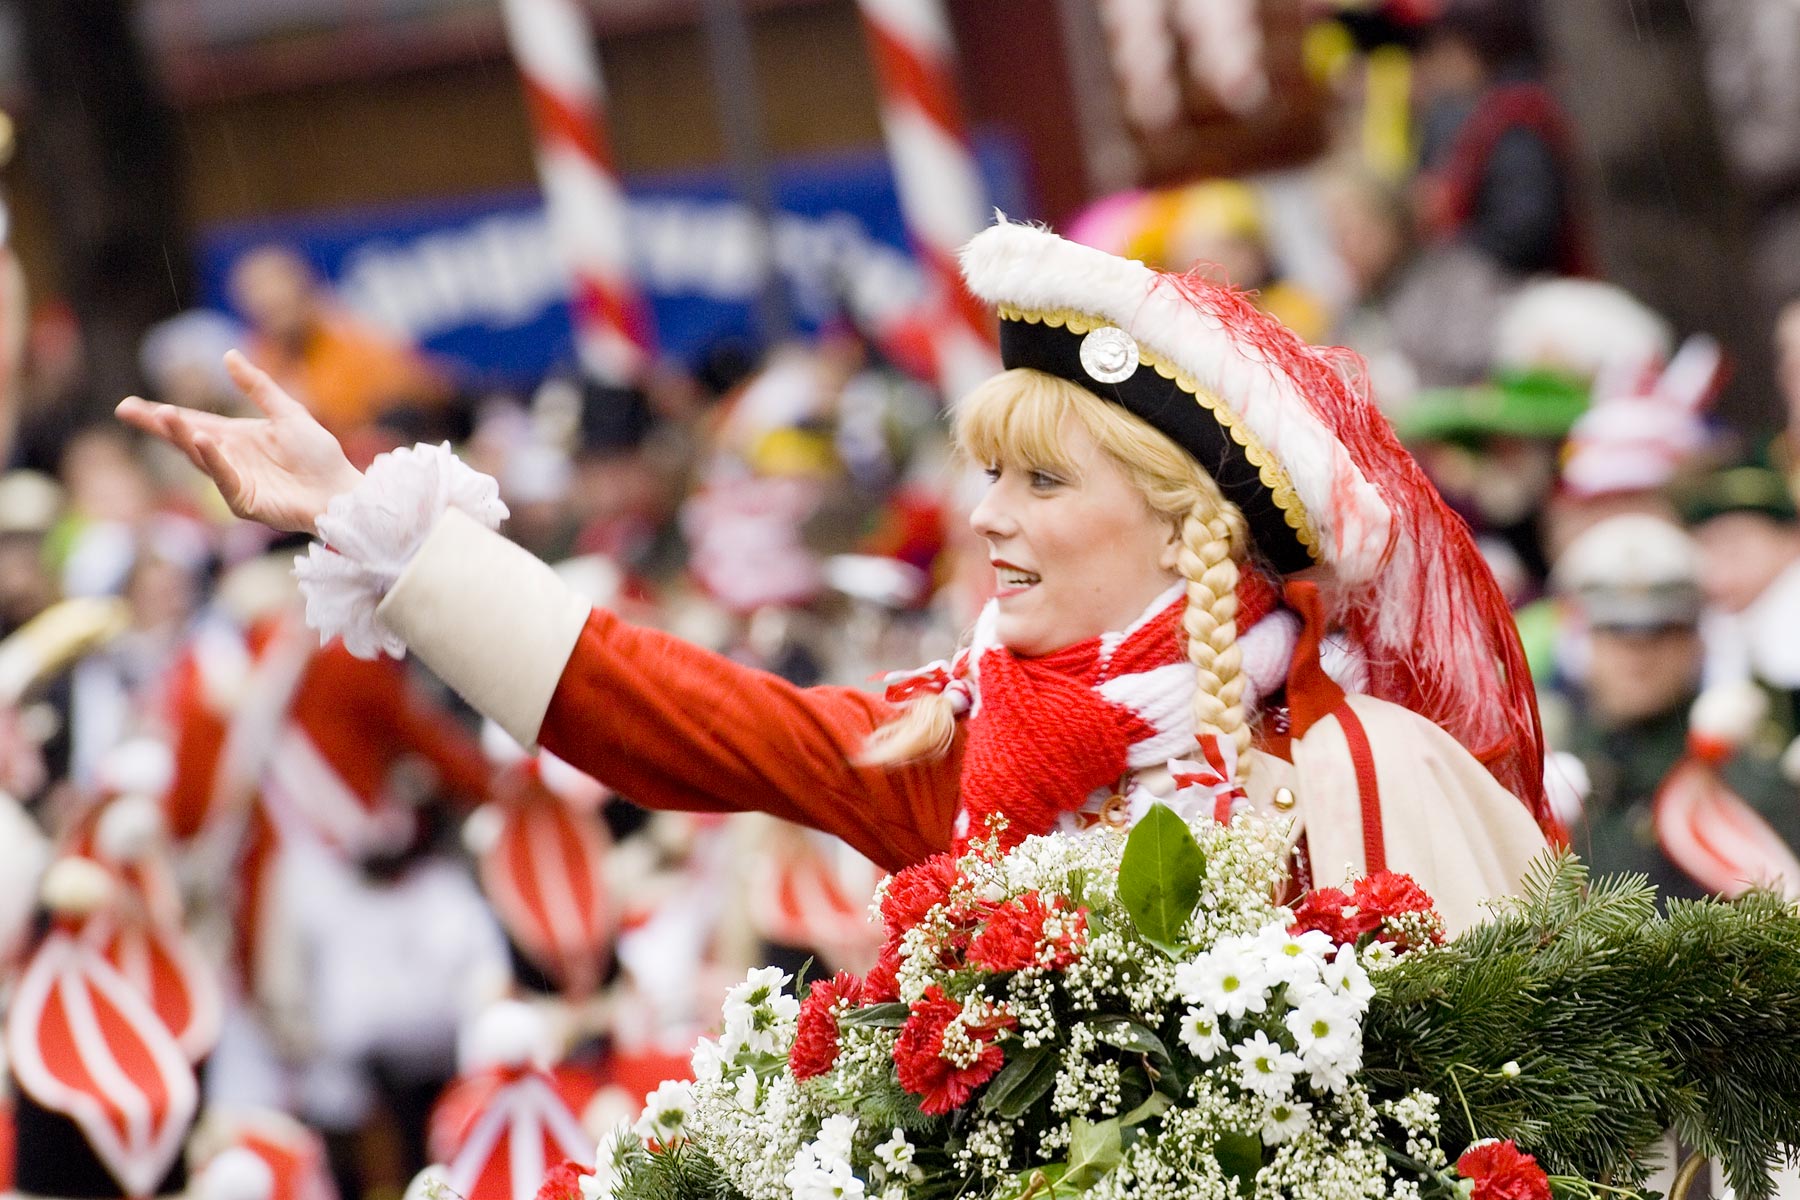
997,304,1323,564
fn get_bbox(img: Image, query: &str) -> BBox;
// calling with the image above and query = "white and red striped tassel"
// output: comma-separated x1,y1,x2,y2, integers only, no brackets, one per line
855,0,1000,402
499,0,653,386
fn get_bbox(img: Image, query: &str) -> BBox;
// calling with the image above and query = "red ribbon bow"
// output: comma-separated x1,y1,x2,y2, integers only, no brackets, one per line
1169,734,1247,825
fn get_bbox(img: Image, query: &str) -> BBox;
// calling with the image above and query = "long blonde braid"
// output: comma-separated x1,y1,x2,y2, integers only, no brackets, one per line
1177,489,1252,771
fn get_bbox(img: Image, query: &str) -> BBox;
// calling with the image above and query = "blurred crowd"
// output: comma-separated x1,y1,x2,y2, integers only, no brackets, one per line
3,2,1800,1200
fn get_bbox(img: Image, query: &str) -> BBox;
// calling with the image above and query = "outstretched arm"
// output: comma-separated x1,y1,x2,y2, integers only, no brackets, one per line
121,356,961,869
372,507,960,872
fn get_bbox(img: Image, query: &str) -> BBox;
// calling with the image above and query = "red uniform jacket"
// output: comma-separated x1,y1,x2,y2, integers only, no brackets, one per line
540,609,960,874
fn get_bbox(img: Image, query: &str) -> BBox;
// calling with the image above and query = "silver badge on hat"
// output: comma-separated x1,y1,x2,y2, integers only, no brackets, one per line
1079,325,1140,384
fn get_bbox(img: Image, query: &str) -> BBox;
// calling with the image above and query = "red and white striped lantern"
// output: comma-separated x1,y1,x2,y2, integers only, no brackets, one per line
499,0,654,386
855,0,1000,402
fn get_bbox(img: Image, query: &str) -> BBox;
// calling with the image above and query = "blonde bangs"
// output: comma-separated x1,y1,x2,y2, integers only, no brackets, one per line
952,368,1207,523
953,369,1088,478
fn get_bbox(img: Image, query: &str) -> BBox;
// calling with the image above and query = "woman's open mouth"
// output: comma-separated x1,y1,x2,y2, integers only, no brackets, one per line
993,562,1041,597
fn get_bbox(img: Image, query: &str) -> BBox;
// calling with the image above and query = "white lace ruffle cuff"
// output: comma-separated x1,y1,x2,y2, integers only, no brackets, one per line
294,442,509,659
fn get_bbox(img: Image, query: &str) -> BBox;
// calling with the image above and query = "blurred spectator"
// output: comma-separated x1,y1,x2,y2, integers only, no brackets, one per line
0,469,73,806
1320,162,1516,400
1691,0,1800,316
1401,279,1678,589
1412,0,1590,277
65,527,207,787
1126,180,1330,342
565,380,687,588
227,247,450,445
1686,463,1800,733
1515,331,1724,681
1776,297,1800,478
1549,513,1800,902
0,470,64,637
1544,332,1723,555
139,310,249,415
9,300,90,475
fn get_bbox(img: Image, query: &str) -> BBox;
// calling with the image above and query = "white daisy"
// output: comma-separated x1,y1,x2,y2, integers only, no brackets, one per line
1284,993,1359,1065
1304,1039,1362,1094
1319,944,1375,1005
814,1114,860,1167
1232,1030,1301,1097
1179,1004,1229,1060
734,1068,760,1111
873,1129,919,1180
1361,939,1400,970
690,1036,727,1082
633,1079,696,1144
723,1005,791,1058
580,1120,634,1200
1260,1097,1314,1145
1185,945,1272,1020
1253,925,1333,986
786,1158,865,1200
723,965,794,1018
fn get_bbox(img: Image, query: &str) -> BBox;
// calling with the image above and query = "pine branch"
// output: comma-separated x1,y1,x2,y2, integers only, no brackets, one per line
1363,854,1800,1200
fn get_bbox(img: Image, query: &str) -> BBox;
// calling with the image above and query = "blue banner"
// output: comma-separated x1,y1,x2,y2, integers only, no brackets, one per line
197,139,1030,388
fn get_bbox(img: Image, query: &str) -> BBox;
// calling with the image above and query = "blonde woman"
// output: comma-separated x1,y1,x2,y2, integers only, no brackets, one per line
119,221,1550,932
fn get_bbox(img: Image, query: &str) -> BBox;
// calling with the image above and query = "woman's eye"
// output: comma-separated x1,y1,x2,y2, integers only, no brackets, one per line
1028,470,1063,490
981,465,1001,483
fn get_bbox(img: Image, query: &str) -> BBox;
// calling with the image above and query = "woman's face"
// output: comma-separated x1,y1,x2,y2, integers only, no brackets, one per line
968,419,1183,656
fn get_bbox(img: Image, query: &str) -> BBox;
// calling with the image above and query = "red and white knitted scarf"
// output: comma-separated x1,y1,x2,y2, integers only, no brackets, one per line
887,573,1280,850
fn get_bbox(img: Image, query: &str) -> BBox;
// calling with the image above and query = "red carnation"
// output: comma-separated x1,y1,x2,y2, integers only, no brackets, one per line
894,986,1012,1115
1351,871,1445,950
880,854,961,935
534,1161,595,1200
967,892,1088,972
789,970,864,1080
1289,886,1376,943
1456,1140,1553,1200
864,944,902,1002
1351,871,1437,922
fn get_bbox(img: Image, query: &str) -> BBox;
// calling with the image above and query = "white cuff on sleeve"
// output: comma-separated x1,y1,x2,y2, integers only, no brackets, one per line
374,508,592,747
294,442,509,660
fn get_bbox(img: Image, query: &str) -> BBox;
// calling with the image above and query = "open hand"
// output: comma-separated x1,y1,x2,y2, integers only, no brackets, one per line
116,351,364,535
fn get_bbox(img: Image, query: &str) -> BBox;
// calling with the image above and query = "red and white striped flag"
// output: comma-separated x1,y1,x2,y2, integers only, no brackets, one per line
500,0,654,386
855,0,1000,401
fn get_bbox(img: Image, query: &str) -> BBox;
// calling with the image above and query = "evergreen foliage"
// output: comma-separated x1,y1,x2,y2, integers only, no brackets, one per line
1361,854,1800,1200
611,1142,739,1200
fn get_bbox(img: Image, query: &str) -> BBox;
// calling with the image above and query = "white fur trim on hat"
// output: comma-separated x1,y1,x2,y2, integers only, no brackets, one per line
960,219,1393,583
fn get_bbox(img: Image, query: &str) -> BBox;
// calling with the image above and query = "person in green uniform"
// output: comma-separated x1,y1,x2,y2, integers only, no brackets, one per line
1685,462,1800,742
1549,513,1800,902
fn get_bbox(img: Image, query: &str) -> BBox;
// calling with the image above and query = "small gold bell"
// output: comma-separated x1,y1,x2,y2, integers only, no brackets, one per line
1272,787,1297,811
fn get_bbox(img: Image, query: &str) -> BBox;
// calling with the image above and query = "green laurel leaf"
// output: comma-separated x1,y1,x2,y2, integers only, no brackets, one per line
1116,802,1206,957
980,1044,1059,1119
838,1002,910,1029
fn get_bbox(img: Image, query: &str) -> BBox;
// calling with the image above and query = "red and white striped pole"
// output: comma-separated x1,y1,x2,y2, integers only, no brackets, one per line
855,0,1000,402
499,0,653,386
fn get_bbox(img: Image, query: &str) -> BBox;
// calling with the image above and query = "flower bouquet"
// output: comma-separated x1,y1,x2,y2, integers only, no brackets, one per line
562,807,1800,1200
